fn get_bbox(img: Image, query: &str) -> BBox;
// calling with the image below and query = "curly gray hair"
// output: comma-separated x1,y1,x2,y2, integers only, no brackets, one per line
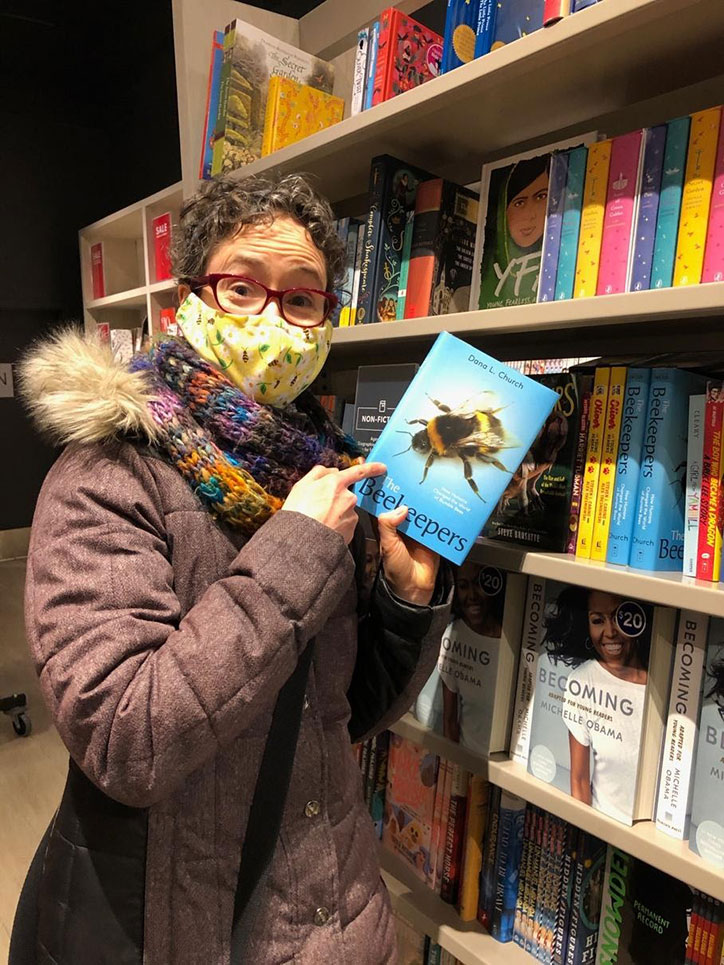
170,173,345,289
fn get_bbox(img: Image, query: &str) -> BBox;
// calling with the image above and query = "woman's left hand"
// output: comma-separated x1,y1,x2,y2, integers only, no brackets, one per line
378,505,440,606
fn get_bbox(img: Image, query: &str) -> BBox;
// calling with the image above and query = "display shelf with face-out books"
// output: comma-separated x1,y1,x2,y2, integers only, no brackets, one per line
388,712,724,904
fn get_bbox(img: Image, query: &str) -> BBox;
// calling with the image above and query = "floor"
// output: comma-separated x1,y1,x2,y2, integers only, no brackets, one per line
0,559,68,963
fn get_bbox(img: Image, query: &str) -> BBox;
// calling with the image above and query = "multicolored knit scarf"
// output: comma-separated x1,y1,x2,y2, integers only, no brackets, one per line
131,337,362,536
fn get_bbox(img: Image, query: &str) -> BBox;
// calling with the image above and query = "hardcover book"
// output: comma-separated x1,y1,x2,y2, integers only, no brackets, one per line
554,146,588,301
351,28,369,116
655,610,708,840
382,735,440,885
538,151,570,303
673,106,722,287
596,130,644,296
199,30,225,180
440,763,470,905
628,125,667,292
484,372,584,552
489,790,526,943
474,0,499,57
371,8,443,106
363,20,380,111
395,210,415,319
352,363,418,456
403,178,480,319
565,831,606,965
261,76,344,156
683,394,706,577
353,332,559,565
574,139,613,298
212,19,334,174
442,0,480,73
689,618,724,868
650,116,691,290
702,109,724,283
458,775,489,920
490,0,544,48
478,784,502,929
152,212,172,282
414,563,526,755
525,578,675,824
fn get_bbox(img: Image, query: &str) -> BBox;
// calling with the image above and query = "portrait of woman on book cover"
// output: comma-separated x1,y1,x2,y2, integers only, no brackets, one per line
545,586,653,825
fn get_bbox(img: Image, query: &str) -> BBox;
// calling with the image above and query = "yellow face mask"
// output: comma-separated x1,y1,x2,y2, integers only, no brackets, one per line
175,292,332,406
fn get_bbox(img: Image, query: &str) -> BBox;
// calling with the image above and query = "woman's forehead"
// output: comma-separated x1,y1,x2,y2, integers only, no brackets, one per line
209,215,326,281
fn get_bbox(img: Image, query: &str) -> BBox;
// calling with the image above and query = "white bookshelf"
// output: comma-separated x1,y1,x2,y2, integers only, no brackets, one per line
77,0,724,955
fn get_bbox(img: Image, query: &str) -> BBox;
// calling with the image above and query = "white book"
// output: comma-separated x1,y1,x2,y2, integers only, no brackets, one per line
655,610,708,839
350,28,369,116
349,222,365,325
509,576,546,766
683,395,706,577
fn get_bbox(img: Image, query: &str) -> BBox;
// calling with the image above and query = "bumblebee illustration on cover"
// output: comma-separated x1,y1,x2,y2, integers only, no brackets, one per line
354,332,558,564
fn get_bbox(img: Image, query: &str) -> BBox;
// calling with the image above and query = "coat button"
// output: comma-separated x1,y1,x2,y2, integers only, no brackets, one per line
304,800,321,818
314,907,331,926
303,694,310,711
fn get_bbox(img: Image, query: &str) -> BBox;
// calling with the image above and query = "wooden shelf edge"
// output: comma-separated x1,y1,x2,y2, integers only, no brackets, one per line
380,849,529,965
148,279,177,295
86,286,148,310
388,715,724,902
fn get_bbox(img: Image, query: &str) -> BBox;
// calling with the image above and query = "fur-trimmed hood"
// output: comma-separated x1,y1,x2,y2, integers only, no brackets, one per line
18,327,159,445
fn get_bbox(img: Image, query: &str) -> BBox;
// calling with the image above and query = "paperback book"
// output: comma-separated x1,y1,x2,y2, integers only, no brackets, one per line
383,735,440,885
650,116,690,290
354,332,559,565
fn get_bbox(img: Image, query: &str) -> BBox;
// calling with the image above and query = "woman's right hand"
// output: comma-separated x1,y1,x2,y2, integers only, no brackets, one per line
281,462,386,545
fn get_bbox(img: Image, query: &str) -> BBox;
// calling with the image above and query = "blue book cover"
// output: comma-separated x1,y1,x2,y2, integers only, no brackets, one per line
474,0,499,57
442,0,481,73
565,832,606,965
490,790,526,942
689,619,724,868
650,117,691,290
354,332,559,564
363,20,380,111
492,0,544,48
606,368,651,565
201,31,225,180
629,126,667,292
572,0,598,9
630,368,708,572
554,146,588,301
538,151,570,303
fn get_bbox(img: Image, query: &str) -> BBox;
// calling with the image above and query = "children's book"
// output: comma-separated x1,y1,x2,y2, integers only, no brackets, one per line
596,130,644,296
566,378,594,554
575,366,610,558
702,109,724,283
655,610,708,840
261,76,344,156
489,791,526,942
371,7,443,106
199,30,225,180
591,366,627,561
383,735,440,885
335,219,361,328
351,28,369,116
689,618,724,869
490,0,544,48
526,578,675,824
414,565,527,755
396,211,415,319
544,0,572,26
683,394,706,577
650,116,691,290
474,0,499,57
573,139,613,298
628,125,667,291
458,774,489,921
354,333,559,565
554,146,588,301
440,763,470,905
538,151,570,303
696,383,724,581
565,831,606,965
478,784,502,929
442,0,481,73
363,20,380,111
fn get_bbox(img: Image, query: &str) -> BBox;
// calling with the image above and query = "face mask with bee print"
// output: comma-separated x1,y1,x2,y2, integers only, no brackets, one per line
175,291,332,406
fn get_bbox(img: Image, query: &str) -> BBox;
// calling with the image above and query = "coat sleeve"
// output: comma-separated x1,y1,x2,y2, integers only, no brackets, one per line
24,443,354,808
346,533,452,744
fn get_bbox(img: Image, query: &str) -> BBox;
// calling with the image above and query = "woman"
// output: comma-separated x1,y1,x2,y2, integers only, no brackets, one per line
13,174,451,965
545,587,651,824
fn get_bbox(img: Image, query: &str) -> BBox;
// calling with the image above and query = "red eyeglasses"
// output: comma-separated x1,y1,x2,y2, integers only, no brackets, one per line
191,273,339,328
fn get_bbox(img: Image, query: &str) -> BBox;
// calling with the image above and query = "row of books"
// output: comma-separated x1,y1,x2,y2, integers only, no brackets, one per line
394,914,462,965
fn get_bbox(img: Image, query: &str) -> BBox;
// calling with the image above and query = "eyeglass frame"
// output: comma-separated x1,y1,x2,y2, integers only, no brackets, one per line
189,273,339,328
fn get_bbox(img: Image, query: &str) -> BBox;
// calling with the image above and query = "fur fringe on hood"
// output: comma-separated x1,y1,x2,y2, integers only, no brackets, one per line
18,327,159,446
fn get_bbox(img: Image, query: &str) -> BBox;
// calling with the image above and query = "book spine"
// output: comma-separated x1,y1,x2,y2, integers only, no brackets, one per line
199,30,224,180
553,146,588,301
567,380,593,554
370,730,389,839
261,75,280,157
651,116,691,289
436,759,454,894
547,819,567,963
364,733,379,807
674,107,722,286
474,0,499,57
509,577,545,766
696,385,724,581
351,28,369,116
441,764,470,905
349,222,366,325
490,792,525,943
90,242,105,299
533,812,551,956
442,0,481,73
655,610,709,839
629,124,667,291
538,151,570,303
595,845,626,965
591,366,627,561
458,775,489,921
552,823,576,965
702,110,724,283
544,0,571,26
574,140,613,297
524,807,543,954
596,129,644,295
356,157,387,324
572,0,597,8
211,22,235,177
606,368,651,565
396,211,415,319
513,805,533,947
429,758,448,891
337,221,360,328
576,367,611,558
427,942,443,965
363,21,380,111
478,784,501,928
404,178,443,319
371,9,394,107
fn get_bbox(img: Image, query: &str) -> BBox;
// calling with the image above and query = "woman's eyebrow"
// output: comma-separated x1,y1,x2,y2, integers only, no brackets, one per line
223,253,324,286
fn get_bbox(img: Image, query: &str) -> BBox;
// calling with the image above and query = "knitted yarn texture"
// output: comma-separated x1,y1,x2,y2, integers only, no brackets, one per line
131,337,362,536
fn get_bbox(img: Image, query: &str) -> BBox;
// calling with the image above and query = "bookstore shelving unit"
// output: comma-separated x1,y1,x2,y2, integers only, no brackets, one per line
78,0,724,958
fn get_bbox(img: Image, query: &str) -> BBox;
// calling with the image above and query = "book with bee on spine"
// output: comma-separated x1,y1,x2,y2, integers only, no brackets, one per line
353,332,559,565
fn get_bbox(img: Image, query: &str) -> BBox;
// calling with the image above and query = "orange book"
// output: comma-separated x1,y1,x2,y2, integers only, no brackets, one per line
403,178,443,319
371,7,443,107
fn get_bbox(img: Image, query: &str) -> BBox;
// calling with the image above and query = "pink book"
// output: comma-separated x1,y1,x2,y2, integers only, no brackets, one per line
596,130,644,295
434,759,453,894
429,758,448,892
702,113,724,283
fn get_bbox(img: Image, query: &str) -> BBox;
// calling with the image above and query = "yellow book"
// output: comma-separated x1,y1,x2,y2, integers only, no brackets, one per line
574,140,613,298
261,75,281,158
673,106,722,286
591,366,628,561
458,775,489,922
264,76,344,155
576,366,611,558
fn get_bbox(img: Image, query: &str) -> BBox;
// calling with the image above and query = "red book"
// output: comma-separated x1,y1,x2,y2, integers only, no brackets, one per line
158,306,178,336
371,7,443,107
90,242,105,299
153,213,173,281
543,0,571,25
96,322,110,344
440,763,470,905
403,178,443,319
566,377,593,554
696,382,724,581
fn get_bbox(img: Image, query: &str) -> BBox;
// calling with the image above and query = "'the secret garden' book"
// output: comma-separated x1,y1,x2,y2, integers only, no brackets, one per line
354,332,559,564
